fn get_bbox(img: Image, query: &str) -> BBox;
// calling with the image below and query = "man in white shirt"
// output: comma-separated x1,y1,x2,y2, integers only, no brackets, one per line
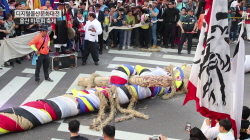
201,118,220,140
82,13,102,66
230,0,238,7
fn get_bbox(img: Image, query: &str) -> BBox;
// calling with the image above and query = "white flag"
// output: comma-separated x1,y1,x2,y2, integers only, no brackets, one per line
183,0,244,137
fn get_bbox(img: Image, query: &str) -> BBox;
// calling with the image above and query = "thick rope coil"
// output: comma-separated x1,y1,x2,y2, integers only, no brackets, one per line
86,73,100,89
162,64,190,99
114,85,149,122
90,90,109,130
162,65,177,100
93,87,116,131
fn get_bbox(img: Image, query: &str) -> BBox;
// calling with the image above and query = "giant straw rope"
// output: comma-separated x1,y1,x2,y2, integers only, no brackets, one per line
0,64,191,135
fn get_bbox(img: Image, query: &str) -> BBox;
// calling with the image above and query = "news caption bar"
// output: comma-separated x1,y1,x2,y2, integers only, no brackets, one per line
14,10,62,18
14,18,56,25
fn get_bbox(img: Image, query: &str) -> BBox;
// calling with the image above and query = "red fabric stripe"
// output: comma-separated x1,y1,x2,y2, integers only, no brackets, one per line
0,114,24,132
110,76,127,85
23,101,57,120
183,81,197,105
85,104,90,112
183,81,237,136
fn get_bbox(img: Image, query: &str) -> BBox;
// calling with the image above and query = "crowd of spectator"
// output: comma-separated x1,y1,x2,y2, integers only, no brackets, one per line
0,0,249,67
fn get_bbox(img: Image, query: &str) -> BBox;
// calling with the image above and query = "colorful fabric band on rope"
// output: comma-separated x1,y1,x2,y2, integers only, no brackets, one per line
0,64,174,135
110,65,135,86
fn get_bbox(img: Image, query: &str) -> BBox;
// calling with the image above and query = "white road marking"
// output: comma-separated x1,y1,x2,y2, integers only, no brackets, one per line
21,71,66,105
108,50,152,56
0,76,30,108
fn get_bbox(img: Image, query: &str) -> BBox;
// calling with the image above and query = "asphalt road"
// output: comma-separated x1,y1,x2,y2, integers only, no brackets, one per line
0,42,249,140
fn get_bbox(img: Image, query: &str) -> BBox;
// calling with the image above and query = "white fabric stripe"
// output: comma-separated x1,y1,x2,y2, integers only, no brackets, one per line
113,57,183,66
117,87,129,104
48,96,72,118
0,67,11,78
51,138,64,140
21,106,52,124
21,71,66,105
21,68,35,74
58,96,78,116
162,55,194,61
57,123,181,140
0,76,30,108
81,93,100,109
108,50,152,56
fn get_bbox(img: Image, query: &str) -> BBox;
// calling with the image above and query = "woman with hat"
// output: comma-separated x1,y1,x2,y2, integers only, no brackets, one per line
73,9,86,53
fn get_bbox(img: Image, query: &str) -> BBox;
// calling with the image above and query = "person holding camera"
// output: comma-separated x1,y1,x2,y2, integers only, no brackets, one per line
178,9,197,54
4,13,16,38
113,8,126,50
0,17,7,40
149,1,159,49
200,118,220,140
176,0,186,12
123,9,135,49
131,6,142,48
162,1,180,48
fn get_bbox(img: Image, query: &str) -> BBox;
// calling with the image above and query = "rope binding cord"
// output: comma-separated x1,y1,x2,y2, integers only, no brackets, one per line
11,107,18,131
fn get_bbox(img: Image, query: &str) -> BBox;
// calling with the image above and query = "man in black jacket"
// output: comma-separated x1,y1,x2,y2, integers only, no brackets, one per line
69,120,89,140
157,0,167,46
95,4,105,55
162,1,179,48
68,0,78,19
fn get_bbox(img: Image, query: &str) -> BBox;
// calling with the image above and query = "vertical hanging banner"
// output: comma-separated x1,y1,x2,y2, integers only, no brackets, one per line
183,0,245,137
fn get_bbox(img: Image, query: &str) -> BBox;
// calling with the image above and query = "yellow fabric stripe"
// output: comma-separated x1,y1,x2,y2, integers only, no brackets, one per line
72,89,78,96
0,127,10,133
48,41,50,46
95,87,105,91
158,87,164,96
78,96,95,111
135,65,146,75
72,89,87,96
120,65,130,76
40,109,52,120
30,44,38,51
130,86,138,100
